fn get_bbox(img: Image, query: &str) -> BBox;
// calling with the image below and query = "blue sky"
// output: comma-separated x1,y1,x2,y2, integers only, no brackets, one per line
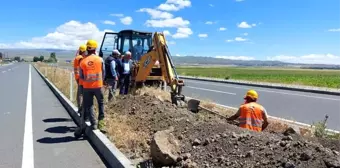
0,0,339,64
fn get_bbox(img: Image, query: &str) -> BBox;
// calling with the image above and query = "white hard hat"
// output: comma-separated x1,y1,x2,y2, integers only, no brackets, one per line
112,49,120,55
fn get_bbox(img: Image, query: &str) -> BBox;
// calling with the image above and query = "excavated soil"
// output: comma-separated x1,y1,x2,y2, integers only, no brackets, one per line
103,92,340,168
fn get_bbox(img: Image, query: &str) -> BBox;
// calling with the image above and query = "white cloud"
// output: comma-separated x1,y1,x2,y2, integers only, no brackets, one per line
0,20,113,50
219,27,227,31
235,0,244,2
328,28,340,32
157,0,192,11
237,21,255,28
137,8,173,19
110,13,124,17
172,27,193,38
267,54,340,65
215,56,255,60
209,4,214,7
103,20,116,25
163,30,172,36
226,37,248,42
145,17,190,28
120,16,133,25
198,34,208,38
138,0,192,39
235,37,247,41
205,21,213,25
243,33,248,36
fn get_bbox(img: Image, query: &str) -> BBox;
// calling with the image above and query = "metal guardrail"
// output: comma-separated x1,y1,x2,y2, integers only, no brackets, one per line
179,75,340,96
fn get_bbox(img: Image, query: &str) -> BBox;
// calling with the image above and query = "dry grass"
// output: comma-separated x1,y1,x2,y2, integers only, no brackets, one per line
35,63,149,160
35,62,78,105
103,109,149,158
34,64,326,156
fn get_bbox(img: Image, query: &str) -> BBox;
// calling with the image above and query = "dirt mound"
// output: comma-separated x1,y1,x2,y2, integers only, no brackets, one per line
103,90,340,168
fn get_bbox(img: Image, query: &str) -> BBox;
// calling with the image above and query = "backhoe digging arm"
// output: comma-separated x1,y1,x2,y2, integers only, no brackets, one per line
135,32,185,105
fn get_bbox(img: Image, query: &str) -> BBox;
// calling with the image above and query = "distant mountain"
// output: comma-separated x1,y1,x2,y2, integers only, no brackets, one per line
171,56,287,67
1,49,339,69
0,49,75,59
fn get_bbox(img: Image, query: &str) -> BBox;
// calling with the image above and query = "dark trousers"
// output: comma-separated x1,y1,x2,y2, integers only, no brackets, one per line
106,78,117,101
76,82,83,112
119,73,131,95
83,88,104,126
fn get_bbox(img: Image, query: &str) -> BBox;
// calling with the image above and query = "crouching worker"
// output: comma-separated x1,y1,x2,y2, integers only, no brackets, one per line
79,39,106,130
227,90,269,132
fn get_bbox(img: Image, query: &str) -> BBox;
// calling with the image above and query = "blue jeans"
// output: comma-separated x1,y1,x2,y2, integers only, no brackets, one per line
106,78,117,101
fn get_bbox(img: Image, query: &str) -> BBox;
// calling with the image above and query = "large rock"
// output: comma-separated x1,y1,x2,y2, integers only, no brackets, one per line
151,127,180,166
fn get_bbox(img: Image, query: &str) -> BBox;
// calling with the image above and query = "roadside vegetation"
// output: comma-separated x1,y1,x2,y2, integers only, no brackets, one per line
34,63,340,167
34,62,340,140
177,66,340,89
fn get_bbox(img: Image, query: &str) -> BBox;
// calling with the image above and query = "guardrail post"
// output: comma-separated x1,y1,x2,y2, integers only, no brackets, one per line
70,72,73,101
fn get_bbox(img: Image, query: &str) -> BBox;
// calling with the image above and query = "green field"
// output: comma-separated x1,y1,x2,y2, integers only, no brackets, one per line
176,66,340,89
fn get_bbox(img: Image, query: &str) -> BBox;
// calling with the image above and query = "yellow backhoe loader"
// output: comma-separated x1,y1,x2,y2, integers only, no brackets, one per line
98,29,185,106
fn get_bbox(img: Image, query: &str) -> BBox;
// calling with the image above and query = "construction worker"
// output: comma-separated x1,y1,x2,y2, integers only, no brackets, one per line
118,51,133,95
104,49,120,101
79,39,106,130
73,44,86,115
227,90,269,132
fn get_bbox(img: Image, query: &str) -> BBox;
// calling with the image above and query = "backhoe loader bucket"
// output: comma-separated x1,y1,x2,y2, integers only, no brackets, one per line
187,99,200,113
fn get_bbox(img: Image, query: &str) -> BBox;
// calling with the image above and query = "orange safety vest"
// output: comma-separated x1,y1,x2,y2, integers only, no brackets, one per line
73,55,83,81
238,102,264,132
80,54,103,89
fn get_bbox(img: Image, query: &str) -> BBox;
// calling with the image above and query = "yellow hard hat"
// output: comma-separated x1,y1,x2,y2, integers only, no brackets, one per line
244,90,258,100
86,39,98,50
79,44,86,52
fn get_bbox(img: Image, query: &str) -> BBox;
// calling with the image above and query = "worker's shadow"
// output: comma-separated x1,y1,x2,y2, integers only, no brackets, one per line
37,136,84,144
43,118,73,123
36,126,84,144
44,126,77,134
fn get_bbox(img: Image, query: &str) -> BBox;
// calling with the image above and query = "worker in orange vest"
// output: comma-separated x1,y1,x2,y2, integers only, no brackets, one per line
227,90,269,132
73,44,86,115
79,39,106,130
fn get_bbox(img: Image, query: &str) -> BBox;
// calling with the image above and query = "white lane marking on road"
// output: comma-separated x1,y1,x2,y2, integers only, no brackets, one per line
1,70,6,73
21,65,34,168
186,80,340,101
186,86,237,95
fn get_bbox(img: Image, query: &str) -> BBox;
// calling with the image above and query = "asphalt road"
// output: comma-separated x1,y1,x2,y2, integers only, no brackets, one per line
0,63,106,168
182,79,340,131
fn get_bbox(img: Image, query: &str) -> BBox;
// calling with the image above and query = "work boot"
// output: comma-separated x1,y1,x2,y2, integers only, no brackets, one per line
90,124,97,130
98,119,105,130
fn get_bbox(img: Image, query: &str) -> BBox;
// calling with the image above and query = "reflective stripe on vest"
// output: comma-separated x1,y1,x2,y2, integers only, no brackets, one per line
239,117,263,128
80,55,103,89
83,73,102,82
238,102,264,132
